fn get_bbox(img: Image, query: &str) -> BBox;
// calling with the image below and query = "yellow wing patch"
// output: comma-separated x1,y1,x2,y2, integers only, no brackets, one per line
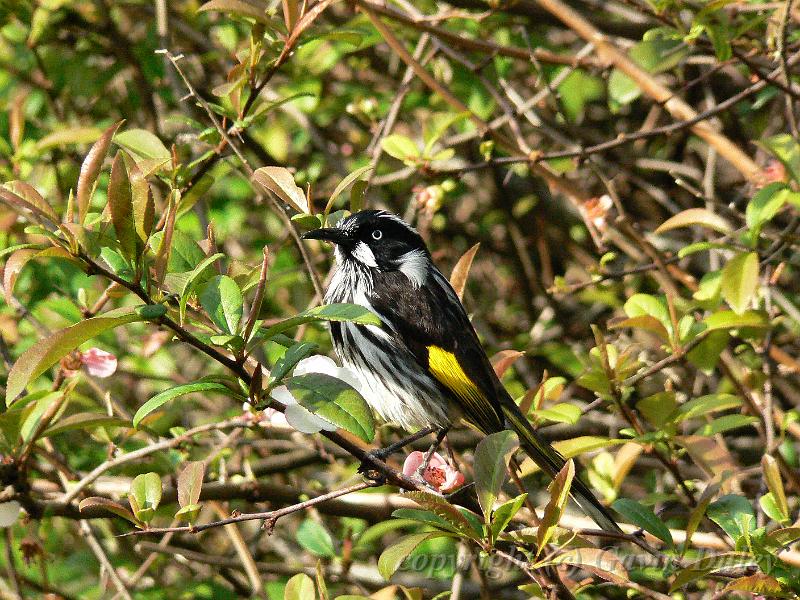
427,346,483,402
427,345,500,432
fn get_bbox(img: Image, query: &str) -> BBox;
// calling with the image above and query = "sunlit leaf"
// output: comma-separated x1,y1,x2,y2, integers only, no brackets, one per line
252,166,308,213
655,208,731,234
720,252,759,314
200,275,243,335
287,373,374,442
474,431,518,519
115,128,170,161
133,381,238,428
259,304,381,340
297,519,336,558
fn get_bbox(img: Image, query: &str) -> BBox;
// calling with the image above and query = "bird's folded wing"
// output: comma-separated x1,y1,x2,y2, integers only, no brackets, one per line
370,268,506,432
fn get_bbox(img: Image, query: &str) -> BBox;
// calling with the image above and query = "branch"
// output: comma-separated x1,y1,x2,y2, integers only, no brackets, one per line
120,481,377,536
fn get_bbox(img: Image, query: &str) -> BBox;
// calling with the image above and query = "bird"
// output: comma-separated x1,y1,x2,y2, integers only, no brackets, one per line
302,209,621,533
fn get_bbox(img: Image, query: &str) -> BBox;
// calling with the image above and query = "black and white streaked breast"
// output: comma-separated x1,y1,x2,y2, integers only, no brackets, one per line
325,251,452,431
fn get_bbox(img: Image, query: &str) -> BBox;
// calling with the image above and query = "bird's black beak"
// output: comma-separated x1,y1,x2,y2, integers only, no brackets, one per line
301,227,349,245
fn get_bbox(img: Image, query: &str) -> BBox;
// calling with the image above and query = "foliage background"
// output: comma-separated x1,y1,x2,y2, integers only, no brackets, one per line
0,0,800,598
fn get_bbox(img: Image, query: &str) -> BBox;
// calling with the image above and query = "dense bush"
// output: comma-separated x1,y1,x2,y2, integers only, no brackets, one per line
0,1,799,598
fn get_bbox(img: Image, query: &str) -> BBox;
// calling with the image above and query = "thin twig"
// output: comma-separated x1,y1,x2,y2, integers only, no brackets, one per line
121,481,377,536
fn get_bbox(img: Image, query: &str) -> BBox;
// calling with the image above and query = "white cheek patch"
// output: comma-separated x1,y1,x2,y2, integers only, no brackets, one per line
397,250,428,288
351,241,378,267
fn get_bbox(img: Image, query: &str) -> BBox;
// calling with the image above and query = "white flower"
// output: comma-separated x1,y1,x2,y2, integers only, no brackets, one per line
269,355,364,434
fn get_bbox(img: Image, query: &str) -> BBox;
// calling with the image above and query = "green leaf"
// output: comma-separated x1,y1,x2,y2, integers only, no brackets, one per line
287,373,374,442
129,472,162,523
283,573,316,600
377,532,446,580
609,315,671,343
761,455,789,523
703,310,768,331
746,183,790,230
133,381,236,428
623,294,672,336
724,574,786,596
531,402,581,425
707,495,755,541
405,491,480,539
174,252,226,322
296,519,336,558
676,394,741,421
537,460,574,552
260,304,382,340
36,126,103,151
20,391,64,443
130,164,154,245
108,151,137,262
381,134,420,164
150,229,206,273
390,509,456,533
766,526,800,548
474,430,518,519
552,436,624,458
175,503,202,524
325,165,373,215
693,414,759,436
6,307,141,404
655,208,732,234
636,392,677,428
198,0,269,22
350,180,367,213
490,493,527,543
759,492,788,525
678,241,736,259
720,252,759,314
43,413,129,437
268,342,317,388
200,275,243,335
115,128,170,161
612,498,673,546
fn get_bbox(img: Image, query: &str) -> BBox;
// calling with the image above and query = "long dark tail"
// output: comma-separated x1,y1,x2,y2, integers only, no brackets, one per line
501,402,622,533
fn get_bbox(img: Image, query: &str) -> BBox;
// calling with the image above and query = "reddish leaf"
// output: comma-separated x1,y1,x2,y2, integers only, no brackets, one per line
449,243,480,300
77,121,122,224
177,461,205,508
491,349,524,378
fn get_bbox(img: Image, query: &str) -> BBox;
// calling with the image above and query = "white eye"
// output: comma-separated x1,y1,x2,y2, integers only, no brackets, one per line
371,229,383,240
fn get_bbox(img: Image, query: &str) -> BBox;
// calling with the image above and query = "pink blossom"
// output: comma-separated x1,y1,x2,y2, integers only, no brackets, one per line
763,159,787,184
402,451,465,493
80,348,118,378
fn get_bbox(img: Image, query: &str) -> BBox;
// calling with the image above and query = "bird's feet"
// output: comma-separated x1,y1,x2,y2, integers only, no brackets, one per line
413,427,450,480
357,426,439,472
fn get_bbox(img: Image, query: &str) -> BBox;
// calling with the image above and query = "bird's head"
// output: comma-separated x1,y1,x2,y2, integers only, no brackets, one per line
302,210,431,285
